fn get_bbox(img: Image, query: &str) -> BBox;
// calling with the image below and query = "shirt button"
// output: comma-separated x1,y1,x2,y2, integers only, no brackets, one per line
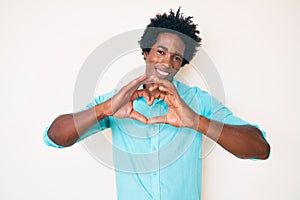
153,172,157,176
152,147,157,151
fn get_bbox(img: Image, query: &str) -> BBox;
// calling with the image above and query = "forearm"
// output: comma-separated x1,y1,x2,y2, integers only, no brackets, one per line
197,116,270,159
47,100,111,147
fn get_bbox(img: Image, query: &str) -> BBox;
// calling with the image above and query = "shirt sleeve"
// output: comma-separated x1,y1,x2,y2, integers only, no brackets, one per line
196,88,266,139
43,90,117,148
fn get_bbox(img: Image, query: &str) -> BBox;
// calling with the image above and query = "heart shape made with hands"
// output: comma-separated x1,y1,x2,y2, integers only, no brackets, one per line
110,74,185,127
128,83,182,126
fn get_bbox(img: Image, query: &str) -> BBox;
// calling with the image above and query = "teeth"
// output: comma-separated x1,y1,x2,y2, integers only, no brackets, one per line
156,69,169,76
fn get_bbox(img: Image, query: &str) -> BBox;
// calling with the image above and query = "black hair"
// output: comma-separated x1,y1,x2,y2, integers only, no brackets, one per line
139,7,202,67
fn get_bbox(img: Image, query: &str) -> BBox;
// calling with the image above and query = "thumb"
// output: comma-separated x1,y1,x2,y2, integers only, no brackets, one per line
130,110,148,124
148,116,167,124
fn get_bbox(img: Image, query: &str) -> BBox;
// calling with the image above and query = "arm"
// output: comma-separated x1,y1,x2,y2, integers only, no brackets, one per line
197,116,270,159
47,74,152,147
47,103,109,147
147,78,270,159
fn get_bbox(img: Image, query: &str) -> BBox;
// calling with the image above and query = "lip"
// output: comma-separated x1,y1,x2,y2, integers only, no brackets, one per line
154,67,170,78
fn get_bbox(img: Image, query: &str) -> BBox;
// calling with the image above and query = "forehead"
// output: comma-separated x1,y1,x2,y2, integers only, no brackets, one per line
153,32,185,55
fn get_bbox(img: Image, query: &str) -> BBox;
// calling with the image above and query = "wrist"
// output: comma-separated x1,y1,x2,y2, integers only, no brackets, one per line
194,115,202,132
95,99,112,120
186,113,201,131
196,115,209,134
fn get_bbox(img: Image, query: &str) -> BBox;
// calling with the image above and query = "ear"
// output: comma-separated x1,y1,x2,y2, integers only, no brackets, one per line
143,51,148,60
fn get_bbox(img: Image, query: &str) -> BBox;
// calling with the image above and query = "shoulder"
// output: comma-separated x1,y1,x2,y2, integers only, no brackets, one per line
172,78,210,98
172,78,225,115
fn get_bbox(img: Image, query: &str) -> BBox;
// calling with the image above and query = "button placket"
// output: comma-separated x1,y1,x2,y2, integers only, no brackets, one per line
149,102,161,200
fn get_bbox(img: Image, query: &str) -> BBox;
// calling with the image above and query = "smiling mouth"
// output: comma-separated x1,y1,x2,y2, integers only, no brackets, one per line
156,68,169,76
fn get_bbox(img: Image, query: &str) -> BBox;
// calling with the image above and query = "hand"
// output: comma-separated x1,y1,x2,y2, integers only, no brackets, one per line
103,74,154,124
147,78,199,130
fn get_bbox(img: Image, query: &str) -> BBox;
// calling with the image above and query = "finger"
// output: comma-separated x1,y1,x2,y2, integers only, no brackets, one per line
148,116,167,124
157,85,174,95
140,77,158,92
124,74,161,95
149,83,159,92
151,89,161,99
152,77,171,85
152,78,176,91
145,89,155,105
131,89,156,106
144,75,157,84
130,110,148,124
158,92,166,100
131,89,147,100
142,88,155,105
126,74,147,90
133,89,150,103
147,96,155,106
153,86,180,107
118,75,148,100
144,83,159,100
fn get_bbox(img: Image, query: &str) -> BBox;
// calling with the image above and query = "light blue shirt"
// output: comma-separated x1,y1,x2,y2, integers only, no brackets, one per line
44,79,266,200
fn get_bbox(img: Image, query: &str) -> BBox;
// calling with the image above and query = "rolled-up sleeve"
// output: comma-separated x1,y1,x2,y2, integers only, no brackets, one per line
197,88,267,139
43,90,116,148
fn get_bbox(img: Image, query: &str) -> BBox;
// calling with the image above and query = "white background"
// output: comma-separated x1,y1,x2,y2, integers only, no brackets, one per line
1,0,300,199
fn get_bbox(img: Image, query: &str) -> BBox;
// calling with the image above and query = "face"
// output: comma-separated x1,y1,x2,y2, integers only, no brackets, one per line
143,32,186,81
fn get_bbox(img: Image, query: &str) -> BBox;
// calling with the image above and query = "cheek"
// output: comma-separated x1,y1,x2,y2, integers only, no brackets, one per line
173,65,181,72
148,52,160,62
145,63,155,75
168,68,179,77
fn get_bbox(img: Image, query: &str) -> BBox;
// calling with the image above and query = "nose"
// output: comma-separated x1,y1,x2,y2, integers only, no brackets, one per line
160,54,172,68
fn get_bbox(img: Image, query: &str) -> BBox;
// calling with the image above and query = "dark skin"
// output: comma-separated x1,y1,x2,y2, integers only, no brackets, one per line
146,78,270,159
47,75,153,147
48,32,270,159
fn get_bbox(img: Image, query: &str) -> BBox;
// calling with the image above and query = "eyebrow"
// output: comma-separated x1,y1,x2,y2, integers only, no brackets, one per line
157,45,184,58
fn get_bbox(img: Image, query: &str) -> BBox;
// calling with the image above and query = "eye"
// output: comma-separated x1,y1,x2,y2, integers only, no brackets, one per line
157,49,165,55
174,56,182,62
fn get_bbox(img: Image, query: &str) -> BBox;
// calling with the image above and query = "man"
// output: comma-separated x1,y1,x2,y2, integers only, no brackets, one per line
44,8,270,200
